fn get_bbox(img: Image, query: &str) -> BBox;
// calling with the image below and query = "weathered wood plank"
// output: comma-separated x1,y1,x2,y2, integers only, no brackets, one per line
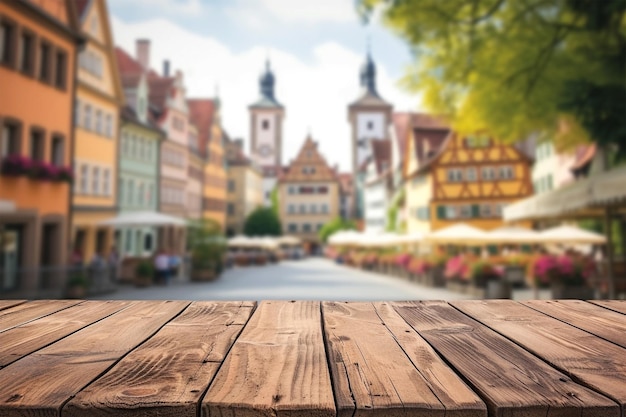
64,301,255,417
453,300,626,413
524,299,626,349
0,300,189,417
0,300,27,313
0,300,82,333
323,301,486,417
590,300,626,315
0,300,131,369
393,300,619,417
203,300,335,417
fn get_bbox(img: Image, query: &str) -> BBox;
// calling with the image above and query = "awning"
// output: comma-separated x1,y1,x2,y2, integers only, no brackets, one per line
99,211,187,227
486,226,541,244
504,165,626,222
538,225,606,244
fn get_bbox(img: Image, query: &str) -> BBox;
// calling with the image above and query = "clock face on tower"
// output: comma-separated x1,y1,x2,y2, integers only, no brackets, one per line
258,144,273,157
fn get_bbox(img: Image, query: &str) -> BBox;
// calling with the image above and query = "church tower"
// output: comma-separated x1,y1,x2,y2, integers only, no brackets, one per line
347,50,393,219
249,59,285,205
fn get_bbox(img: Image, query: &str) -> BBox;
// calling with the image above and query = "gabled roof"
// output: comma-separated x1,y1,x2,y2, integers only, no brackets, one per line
337,173,353,194
188,99,216,157
406,112,451,175
279,136,338,183
115,47,144,77
392,112,412,161
571,143,597,173
148,76,176,113
349,91,392,109
120,105,163,135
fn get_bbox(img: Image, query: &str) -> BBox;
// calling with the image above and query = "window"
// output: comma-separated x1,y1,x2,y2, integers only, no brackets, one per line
104,114,112,138
302,224,311,233
51,135,63,166
38,40,51,82
54,49,67,89
1,19,16,66
1,121,21,158
288,223,297,233
29,128,45,162
317,186,328,194
262,120,269,130
92,166,100,195
499,165,514,180
494,203,504,217
288,186,296,195
74,99,81,126
83,104,92,130
446,205,457,219
228,179,235,192
481,204,492,218
466,167,477,181
481,166,495,181
18,31,35,75
147,183,154,205
118,179,124,204
127,179,134,204
459,205,472,218
447,168,462,182
301,167,308,175
137,182,144,205
130,137,136,157
95,110,102,134
321,203,329,214
317,224,324,232
299,204,306,214
310,204,317,213
416,206,430,220
227,203,235,215
103,168,110,196
79,164,89,194
367,121,374,130
288,204,295,214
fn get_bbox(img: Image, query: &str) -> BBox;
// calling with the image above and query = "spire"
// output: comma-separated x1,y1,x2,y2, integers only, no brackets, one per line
359,38,378,97
260,58,276,101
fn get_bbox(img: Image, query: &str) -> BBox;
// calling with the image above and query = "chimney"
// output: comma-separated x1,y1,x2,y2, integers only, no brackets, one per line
136,39,150,70
163,60,170,77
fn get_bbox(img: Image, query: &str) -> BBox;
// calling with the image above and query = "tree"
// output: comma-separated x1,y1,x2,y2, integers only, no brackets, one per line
187,219,226,273
244,207,282,236
358,0,626,158
319,217,357,243
270,187,279,217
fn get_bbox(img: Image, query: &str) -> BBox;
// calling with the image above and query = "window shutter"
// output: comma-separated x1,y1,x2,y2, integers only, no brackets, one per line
437,205,446,219
471,204,480,218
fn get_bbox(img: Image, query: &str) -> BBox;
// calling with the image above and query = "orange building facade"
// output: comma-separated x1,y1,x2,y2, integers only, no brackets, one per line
0,0,81,296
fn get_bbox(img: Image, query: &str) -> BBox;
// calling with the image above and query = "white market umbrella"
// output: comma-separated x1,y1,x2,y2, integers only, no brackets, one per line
277,235,301,246
486,226,541,244
228,235,254,248
538,225,606,245
99,211,187,227
328,230,361,246
426,223,489,245
396,231,426,245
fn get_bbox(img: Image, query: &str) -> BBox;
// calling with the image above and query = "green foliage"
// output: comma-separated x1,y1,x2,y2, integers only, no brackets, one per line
358,0,626,157
270,187,279,217
135,261,154,278
244,207,282,236
319,217,357,243
188,219,226,271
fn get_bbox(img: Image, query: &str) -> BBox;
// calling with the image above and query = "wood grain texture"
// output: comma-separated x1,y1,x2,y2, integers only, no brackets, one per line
393,300,619,417
590,300,626,315
524,299,626,349
0,300,189,417
323,301,486,417
0,300,82,333
203,300,335,417
0,300,131,368
0,300,26,312
452,300,626,413
64,301,255,417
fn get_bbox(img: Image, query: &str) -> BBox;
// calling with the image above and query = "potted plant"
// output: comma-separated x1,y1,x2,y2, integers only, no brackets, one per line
189,219,225,281
66,270,89,298
134,260,154,287
502,254,529,288
1,155,33,177
425,252,449,287
533,254,595,299
444,255,470,293
469,260,510,299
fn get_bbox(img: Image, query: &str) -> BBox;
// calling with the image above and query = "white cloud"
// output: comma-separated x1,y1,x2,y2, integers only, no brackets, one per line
111,16,419,171
257,0,358,23
108,0,205,17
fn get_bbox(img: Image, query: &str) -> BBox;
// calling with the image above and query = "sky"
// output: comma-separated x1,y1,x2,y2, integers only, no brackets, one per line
109,0,422,171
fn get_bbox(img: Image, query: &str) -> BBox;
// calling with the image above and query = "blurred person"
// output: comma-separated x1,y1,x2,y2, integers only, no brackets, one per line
107,246,119,282
168,250,180,284
154,249,169,285
70,248,84,267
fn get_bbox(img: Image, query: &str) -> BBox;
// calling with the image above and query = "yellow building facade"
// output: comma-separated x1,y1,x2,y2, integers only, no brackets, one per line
71,0,123,261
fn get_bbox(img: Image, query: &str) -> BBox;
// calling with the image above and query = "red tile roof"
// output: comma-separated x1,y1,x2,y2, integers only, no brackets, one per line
337,173,354,194
392,112,412,160
188,99,216,158
371,139,391,175
115,47,144,76
407,113,451,174
571,143,597,172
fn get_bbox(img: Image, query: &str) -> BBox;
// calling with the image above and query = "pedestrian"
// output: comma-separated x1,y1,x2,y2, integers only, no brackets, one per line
70,248,83,267
167,250,180,284
154,249,169,285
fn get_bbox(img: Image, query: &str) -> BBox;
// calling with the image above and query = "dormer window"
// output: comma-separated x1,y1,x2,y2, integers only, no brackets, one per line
262,120,269,130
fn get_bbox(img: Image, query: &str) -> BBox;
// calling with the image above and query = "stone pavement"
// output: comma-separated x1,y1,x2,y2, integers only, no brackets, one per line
94,257,550,301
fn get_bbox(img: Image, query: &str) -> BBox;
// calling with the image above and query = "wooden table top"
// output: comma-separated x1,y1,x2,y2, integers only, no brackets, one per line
0,299,625,417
